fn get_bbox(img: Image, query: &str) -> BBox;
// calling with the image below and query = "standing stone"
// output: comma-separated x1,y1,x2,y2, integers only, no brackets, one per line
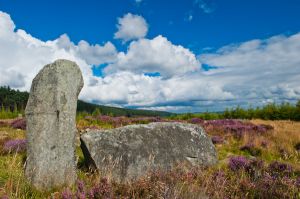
25,59,84,190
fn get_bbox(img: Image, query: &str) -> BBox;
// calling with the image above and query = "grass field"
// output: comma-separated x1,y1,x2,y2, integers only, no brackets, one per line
0,117,299,198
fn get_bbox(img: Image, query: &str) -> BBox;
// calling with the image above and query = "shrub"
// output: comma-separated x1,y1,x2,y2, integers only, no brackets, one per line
211,136,224,144
61,188,72,199
3,139,27,153
88,178,112,198
261,140,268,148
10,118,26,130
228,156,250,171
268,161,293,177
189,119,273,138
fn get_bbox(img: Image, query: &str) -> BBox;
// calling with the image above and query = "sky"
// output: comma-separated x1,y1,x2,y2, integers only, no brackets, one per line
0,0,300,113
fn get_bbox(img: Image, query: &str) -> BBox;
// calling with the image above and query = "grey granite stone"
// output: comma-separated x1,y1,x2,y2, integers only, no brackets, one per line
25,59,83,190
80,122,217,182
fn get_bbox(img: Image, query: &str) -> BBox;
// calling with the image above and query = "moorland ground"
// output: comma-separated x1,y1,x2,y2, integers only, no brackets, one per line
0,116,299,199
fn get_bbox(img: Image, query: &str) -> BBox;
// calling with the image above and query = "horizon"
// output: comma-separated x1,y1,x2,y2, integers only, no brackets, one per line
0,0,300,113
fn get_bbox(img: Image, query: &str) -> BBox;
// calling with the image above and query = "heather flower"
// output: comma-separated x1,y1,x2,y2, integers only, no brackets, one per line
282,176,294,186
228,156,249,171
10,118,26,130
184,169,198,182
211,136,224,144
96,115,112,123
88,177,112,198
189,118,204,124
75,191,86,199
3,139,26,153
88,189,95,199
212,170,226,183
195,119,273,139
268,161,293,177
99,177,111,196
61,188,73,199
259,173,275,190
261,140,268,148
77,180,85,193
296,177,300,187
130,117,162,124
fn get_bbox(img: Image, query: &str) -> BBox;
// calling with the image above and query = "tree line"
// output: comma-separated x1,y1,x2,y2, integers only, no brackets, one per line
0,86,29,112
173,101,300,121
0,86,171,118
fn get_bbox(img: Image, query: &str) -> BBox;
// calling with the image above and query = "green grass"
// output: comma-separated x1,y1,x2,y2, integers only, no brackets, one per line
0,111,21,119
0,119,299,198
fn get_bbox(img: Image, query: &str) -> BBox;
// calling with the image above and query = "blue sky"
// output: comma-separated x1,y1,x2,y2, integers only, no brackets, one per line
0,0,300,112
1,0,300,52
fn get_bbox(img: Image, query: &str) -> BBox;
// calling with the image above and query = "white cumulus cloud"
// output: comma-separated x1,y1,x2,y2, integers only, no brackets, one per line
114,13,148,42
55,34,118,65
82,71,233,107
199,33,300,107
0,11,116,92
105,35,201,78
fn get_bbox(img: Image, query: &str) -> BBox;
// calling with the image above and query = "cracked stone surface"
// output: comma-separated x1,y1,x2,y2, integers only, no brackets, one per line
25,59,83,190
80,122,217,182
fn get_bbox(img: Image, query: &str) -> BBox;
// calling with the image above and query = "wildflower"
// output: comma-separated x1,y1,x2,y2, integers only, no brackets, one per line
72,180,87,199
259,173,275,190
212,170,226,182
211,136,224,144
10,118,26,130
228,156,249,171
261,140,268,148
189,118,204,124
61,188,73,199
185,169,198,182
295,176,300,187
268,161,293,177
197,119,273,138
88,177,112,198
77,180,85,193
3,139,26,153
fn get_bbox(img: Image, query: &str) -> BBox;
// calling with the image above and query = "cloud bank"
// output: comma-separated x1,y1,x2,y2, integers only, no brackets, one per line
199,34,300,105
0,11,299,112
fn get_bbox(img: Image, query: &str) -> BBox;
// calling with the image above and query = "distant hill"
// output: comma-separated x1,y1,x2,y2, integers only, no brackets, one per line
77,100,172,117
0,86,172,117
